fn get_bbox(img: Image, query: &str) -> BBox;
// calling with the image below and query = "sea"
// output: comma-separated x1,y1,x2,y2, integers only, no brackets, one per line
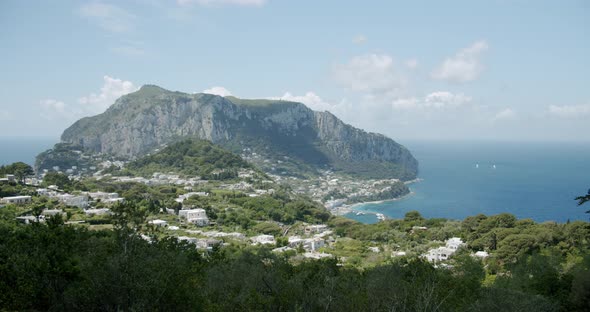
346,140,590,224
0,137,57,166
0,137,588,223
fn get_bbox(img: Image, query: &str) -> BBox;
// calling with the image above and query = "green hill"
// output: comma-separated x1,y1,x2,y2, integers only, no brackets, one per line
126,139,253,180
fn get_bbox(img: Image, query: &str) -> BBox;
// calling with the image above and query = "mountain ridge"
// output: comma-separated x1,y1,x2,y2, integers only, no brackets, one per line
57,85,418,180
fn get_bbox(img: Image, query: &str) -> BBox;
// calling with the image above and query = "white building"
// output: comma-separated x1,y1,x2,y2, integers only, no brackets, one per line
303,252,333,260
87,191,120,201
424,237,466,263
0,196,32,204
148,219,168,227
178,208,209,226
446,237,465,250
305,224,328,234
251,234,276,245
392,251,407,257
424,247,456,262
85,208,111,216
473,251,489,259
56,194,89,208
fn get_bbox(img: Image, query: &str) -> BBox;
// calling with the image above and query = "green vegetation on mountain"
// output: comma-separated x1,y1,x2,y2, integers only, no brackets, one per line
126,139,253,180
34,142,103,173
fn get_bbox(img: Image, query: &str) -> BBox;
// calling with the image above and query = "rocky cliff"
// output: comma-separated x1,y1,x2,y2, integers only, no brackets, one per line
59,85,418,179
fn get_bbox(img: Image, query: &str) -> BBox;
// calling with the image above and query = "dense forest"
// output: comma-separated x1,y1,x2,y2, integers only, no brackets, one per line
0,201,588,311
125,139,254,180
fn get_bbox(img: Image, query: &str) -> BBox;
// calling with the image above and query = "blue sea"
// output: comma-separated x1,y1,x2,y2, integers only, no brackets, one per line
0,137,57,166
347,140,590,224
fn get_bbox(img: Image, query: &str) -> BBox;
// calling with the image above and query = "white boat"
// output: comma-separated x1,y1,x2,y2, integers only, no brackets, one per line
492,164,496,169
475,163,479,168
355,211,365,216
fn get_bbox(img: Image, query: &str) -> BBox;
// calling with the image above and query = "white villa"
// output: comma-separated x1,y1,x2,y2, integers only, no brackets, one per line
85,208,111,216
446,237,465,250
424,237,466,263
0,195,32,205
178,208,209,226
148,219,168,227
251,234,276,245
56,194,89,208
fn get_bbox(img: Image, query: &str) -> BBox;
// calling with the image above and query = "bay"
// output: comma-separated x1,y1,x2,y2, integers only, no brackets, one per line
347,140,590,223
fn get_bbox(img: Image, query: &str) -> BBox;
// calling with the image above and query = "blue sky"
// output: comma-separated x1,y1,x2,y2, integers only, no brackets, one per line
0,0,588,142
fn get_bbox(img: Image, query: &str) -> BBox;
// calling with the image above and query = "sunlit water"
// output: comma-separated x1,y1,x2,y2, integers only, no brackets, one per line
346,141,590,223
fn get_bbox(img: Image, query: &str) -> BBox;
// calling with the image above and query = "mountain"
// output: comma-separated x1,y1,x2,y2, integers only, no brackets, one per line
57,85,418,180
124,139,255,180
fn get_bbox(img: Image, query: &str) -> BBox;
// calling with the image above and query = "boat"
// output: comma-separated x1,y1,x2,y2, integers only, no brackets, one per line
355,211,365,216
475,163,479,168
492,164,496,169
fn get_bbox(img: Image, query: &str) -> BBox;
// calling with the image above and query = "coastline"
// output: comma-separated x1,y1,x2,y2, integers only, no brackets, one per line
329,178,422,218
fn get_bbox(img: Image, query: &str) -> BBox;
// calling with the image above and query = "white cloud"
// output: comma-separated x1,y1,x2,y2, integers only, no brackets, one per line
39,76,136,120
491,108,517,122
548,104,590,118
78,76,138,115
431,40,488,83
40,99,71,120
202,86,232,96
78,2,137,33
40,99,66,113
392,91,472,110
352,34,367,44
177,0,266,6
405,58,418,69
333,53,406,95
270,92,334,112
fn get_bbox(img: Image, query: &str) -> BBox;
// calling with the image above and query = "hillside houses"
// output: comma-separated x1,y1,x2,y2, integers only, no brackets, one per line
424,237,466,263
0,196,32,205
178,208,209,226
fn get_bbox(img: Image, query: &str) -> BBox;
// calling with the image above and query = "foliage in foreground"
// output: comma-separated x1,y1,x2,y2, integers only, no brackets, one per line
0,204,589,311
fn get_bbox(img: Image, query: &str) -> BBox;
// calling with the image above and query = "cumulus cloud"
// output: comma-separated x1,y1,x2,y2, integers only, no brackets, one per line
392,91,472,110
78,2,137,33
177,0,266,6
270,92,334,112
352,34,367,44
491,108,517,122
39,75,137,120
78,76,137,115
431,40,488,83
39,99,71,120
202,86,232,96
548,104,590,118
333,53,406,95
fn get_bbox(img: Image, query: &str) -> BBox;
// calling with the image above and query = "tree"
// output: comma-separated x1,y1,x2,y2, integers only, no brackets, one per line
404,210,424,222
575,188,590,213
0,162,33,183
42,172,71,189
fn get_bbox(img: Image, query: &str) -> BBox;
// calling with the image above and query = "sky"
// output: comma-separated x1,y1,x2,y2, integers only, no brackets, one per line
0,0,588,142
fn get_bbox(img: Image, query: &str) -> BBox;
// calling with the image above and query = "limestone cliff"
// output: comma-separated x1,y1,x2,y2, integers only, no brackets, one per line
58,85,418,179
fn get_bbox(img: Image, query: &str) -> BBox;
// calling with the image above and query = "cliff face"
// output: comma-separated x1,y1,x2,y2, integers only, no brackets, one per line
60,85,418,179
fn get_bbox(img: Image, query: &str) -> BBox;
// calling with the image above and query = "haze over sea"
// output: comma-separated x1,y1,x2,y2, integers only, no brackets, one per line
1,137,588,223
348,140,590,224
